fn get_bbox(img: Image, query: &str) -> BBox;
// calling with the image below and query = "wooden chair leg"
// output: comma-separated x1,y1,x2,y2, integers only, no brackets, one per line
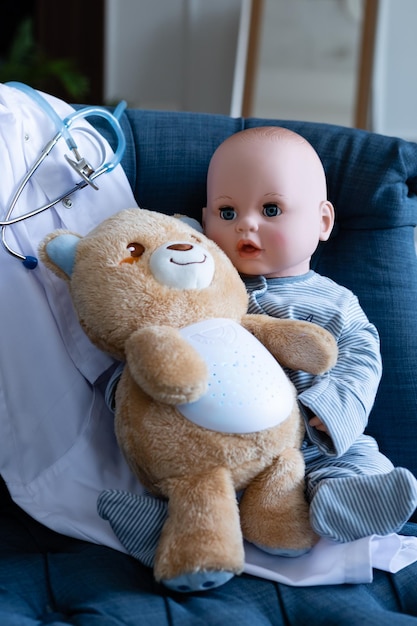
354,0,379,129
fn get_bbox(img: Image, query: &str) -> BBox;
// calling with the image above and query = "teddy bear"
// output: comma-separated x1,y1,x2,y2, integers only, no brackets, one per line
39,207,337,593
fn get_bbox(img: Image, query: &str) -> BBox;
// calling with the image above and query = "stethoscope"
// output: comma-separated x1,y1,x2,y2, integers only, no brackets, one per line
1,82,127,269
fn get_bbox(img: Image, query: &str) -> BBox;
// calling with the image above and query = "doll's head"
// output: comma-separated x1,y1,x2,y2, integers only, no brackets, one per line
202,127,334,278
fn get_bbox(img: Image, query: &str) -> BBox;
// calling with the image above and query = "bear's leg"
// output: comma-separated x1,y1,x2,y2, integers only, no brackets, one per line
155,466,244,592
240,447,317,556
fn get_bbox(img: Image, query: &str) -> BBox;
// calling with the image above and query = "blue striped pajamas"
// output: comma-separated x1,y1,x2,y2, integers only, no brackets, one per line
243,272,417,542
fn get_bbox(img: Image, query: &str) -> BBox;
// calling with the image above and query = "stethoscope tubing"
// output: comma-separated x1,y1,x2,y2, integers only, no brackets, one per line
1,83,127,268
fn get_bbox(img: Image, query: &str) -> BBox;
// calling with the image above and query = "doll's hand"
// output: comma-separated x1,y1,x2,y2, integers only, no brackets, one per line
309,415,329,435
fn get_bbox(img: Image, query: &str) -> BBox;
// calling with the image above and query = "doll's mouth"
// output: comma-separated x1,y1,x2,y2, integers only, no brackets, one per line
237,240,261,258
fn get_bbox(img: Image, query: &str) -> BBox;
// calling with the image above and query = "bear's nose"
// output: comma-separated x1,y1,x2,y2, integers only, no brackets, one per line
167,243,193,251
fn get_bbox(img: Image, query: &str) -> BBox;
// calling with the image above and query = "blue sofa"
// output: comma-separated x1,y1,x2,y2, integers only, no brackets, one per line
1,107,417,625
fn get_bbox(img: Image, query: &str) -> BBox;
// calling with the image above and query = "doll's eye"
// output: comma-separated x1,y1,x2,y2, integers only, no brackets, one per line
263,203,282,217
127,242,145,258
219,207,237,221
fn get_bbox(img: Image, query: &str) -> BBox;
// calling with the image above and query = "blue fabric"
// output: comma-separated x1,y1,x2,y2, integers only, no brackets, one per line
1,478,417,625
8,107,417,622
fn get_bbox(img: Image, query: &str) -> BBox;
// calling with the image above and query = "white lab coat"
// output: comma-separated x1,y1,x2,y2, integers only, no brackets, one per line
0,83,144,550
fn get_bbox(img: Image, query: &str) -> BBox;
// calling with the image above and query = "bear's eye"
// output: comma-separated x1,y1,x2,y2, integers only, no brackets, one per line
127,242,145,258
120,242,146,265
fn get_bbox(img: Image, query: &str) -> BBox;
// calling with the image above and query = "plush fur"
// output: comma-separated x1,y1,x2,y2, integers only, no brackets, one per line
39,208,338,588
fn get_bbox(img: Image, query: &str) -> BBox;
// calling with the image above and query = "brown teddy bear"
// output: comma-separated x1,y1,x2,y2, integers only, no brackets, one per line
39,208,337,592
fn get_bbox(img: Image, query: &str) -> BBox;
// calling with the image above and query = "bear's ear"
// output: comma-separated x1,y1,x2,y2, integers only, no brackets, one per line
173,214,203,233
39,231,82,281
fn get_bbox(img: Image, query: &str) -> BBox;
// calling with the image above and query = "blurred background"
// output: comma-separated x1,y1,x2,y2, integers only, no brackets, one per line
1,0,416,140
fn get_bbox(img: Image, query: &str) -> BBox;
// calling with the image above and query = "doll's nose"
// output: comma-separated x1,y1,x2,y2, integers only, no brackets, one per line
237,216,258,232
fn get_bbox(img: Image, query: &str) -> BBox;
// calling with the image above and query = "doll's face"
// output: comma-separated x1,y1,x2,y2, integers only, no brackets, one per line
203,128,334,278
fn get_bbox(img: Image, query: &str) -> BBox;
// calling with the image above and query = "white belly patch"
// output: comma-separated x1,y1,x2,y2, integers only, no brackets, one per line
178,318,294,433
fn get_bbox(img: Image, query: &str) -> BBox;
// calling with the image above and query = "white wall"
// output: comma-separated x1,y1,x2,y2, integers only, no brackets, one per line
372,0,417,141
252,0,363,126
105,0,186,111
105,0,417,141
104,0,250,115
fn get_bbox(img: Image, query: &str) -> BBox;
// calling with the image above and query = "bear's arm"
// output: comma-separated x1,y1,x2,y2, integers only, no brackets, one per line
125,326,208,405
241,315,338,375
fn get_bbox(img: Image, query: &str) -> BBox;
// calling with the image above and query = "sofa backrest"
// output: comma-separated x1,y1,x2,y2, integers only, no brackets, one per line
92,109,417,496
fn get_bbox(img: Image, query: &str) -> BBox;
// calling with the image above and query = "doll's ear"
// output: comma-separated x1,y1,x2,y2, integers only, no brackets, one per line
39,231,82,281
319,201,335,242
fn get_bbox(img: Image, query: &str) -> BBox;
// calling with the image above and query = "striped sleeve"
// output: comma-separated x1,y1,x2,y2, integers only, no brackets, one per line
297,292,382,457
244,274,382,458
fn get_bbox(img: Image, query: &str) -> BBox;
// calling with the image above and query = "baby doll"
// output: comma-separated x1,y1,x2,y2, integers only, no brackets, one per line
202,126,417,543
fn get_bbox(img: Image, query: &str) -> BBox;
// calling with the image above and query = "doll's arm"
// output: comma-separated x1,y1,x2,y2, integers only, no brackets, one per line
242,315,338,375
300,297,382,456
124,326,208,405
